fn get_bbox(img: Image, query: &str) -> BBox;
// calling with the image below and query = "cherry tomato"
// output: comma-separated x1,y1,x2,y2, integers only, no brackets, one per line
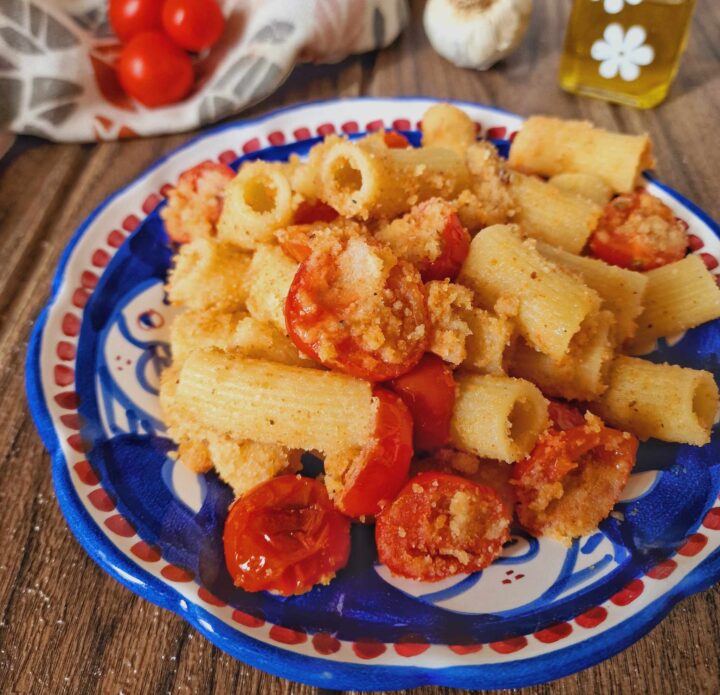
589,189,689,270
421,211,471,282
109,0,163,42
223,475,351,595
512,411,638,540
547,400,586,431
162,0,225,52
389,354,455,452
375,472,511,581
117,32,194,107
293,200,339,225
285,234,428,381
383,131,411,149
326,388,413,518
162,161,235,243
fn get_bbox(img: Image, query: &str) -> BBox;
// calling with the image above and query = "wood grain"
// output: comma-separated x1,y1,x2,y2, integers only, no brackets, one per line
2,1,720,693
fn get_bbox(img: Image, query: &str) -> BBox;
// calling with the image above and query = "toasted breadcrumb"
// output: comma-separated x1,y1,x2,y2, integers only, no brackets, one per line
426,280,473,365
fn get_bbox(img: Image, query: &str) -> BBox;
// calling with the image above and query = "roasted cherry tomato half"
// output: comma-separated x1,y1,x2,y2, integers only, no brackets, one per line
162,0,225,52
383,131,411,149
161,161,235,243
109,0,163,42
589,189,688,270
223,475,351,595
421,211,471,282
325,387,414,519
389,353,455,452
293,200,339,225
117,31,194,108
285,234,428,381
376,471,511,581
512,408,638,541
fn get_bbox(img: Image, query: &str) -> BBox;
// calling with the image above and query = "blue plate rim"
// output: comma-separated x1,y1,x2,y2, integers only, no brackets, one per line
23,97,720,690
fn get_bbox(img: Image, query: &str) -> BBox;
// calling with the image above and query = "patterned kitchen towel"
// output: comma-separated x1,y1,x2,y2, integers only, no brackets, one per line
0,0,408,142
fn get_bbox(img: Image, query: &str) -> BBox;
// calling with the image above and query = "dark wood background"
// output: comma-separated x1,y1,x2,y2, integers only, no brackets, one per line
2,1,720,693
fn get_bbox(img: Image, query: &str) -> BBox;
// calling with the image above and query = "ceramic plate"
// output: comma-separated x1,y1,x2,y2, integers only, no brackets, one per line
26,98,720,691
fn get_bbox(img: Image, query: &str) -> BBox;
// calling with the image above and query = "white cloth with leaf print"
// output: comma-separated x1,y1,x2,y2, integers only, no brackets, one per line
0,0,408,142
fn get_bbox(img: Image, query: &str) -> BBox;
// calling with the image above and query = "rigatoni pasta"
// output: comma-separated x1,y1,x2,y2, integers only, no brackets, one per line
509,115,655,193
548,172,613,206
592,356,719,445
462,308,513,375
420,102,476,156
459,224,602,361
450,373,548,462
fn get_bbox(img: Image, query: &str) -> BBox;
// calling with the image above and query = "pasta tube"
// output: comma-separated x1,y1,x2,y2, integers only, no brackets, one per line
175,350,374,452
450,373,548,463
462,309,514,375
246,244,299,334
459,225,602,361
548,172,613,206
421,103,476,156
592,356,719,446
508,116,655,193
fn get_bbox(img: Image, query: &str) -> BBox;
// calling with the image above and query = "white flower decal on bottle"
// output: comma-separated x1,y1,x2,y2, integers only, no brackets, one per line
591,24,654,81
592,0,643,15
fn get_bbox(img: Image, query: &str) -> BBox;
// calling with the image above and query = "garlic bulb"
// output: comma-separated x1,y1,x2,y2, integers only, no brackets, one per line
424,0,533,70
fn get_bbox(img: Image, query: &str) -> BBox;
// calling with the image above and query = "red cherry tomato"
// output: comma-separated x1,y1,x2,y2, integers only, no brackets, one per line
512,412,638,540
421,211,471,282
547,400,586,431
383,131,411,149
162,161,235,243
223,475,351,595
285,234,428,381
327,388,414,519
375,472,511,581
162,0,225,52
109,0,163,42
589,189,689,270
389,354,455,452
293,200,339,225
278,202,339,261
117,32,194,107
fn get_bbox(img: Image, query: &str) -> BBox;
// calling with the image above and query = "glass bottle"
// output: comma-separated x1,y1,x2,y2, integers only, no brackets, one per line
559,0,696,109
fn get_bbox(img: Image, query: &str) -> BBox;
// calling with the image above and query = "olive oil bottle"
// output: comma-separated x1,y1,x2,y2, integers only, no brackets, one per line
559,0,696,108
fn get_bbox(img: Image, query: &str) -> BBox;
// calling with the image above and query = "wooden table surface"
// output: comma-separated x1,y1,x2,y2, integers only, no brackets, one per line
2,1,720,693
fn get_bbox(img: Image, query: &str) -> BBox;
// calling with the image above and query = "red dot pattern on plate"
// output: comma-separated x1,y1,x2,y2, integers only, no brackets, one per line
312,632,341,655
61,313,81,337
88,489,116,512
105,514,136,538
293,127,311,140
267,131,286,146
218,150,237,165
575,606,608,629
131,541,161,562
473,121,482,134
198,587,226,607
60,413,81,430
54,365,74,386
92,249,110,267
610,578,644,606
365,119,384,132
678,532,708,557
646,558,678,580
74,460,99,486
534,622,573,644
449,644,483,655
242,138,260,154
688,234,704,251
341,121,359,134
231,609,265,628
352,639,387,659
72,288,90,309
107,230,126,248
122,215,140,232
55,391,79,409
142,194,161,214
67,434,85,452
487,126,507,139
392,118,411,131
160,564,194,582
317,123,335,136
702,508,720,530
394,640,430,657
269,625,307,645
81,271,99,289
57,341,76,361
700,253,718,270
490,636,528,654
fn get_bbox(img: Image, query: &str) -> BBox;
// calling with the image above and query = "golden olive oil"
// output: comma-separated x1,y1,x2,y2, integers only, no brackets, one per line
559,0,696,108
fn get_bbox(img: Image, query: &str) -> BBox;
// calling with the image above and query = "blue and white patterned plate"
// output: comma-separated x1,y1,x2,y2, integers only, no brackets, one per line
25,98,720,691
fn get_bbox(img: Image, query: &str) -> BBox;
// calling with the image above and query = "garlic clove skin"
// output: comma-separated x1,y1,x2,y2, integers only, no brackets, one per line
424,0,533,71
